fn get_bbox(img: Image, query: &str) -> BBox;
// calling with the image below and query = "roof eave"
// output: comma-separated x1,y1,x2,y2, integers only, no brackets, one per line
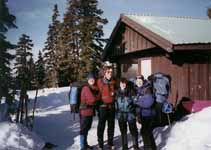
122,15,174,52
103,15,124,61
173,43,211,50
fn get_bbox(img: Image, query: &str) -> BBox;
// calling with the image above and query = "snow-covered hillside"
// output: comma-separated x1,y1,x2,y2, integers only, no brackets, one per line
1,87,211,150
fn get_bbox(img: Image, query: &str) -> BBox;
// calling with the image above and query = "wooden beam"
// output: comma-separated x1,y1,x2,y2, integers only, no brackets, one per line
173,44,211,50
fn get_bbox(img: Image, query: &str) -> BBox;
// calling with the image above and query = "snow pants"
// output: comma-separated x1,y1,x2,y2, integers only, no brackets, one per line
118,119,139,150
80,115,93,149
141,117,157,150
97,106,115,148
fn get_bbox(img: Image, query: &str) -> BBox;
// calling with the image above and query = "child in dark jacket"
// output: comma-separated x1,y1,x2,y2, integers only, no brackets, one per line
80,73,100,150
136,85,157,150
115,78,139,150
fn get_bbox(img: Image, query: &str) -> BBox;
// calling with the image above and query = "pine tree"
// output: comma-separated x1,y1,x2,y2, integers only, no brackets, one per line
27,56,36,90
60,0,108,82
31,51,45,129
77,0,108,80
35,51,45,88
15,34,33,124
43,4,61,87
0,0,17,105
59,0,81,85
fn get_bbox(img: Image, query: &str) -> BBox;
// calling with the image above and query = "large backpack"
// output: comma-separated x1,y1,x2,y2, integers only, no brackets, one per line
151,72,171,103
69,82,86,114
151,73,174,125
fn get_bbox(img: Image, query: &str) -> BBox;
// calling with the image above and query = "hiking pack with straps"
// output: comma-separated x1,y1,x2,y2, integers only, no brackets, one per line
151,73,173,114
69,82,87,115
136,73,172,112
151,72,171,99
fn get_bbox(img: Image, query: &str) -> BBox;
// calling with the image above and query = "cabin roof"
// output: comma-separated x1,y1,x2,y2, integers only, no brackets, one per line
126,14,211,44
103,14,211,60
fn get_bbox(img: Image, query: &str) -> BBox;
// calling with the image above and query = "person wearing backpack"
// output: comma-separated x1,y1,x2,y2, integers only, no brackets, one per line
135,75,146,98
136,85,157,150
115,78,139,150
96,62,116,150
80,72,100,150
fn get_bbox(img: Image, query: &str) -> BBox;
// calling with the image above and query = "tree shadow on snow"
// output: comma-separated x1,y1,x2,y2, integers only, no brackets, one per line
33,110,81,150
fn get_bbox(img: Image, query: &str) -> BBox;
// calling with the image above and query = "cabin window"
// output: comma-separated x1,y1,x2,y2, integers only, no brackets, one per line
140,58,152,79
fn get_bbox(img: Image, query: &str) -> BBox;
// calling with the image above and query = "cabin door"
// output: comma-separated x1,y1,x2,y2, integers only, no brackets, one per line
139,58,152,79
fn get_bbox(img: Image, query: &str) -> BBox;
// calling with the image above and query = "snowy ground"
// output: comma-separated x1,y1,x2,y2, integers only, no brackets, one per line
27,87,211,150
1,87,211,150
0,121,45,150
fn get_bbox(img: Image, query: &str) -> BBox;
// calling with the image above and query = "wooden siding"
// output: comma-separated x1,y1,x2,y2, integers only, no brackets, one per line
109,24,157,58
151,55,211,105
124,26,156,53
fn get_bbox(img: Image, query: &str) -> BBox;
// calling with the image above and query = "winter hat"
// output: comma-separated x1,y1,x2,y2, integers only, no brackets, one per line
87,72,95,80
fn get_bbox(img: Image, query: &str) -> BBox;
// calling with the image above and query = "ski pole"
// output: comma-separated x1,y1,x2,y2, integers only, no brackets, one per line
167,114,171,126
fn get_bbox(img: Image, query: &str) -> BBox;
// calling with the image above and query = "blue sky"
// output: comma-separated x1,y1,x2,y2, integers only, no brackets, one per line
7,0,211,59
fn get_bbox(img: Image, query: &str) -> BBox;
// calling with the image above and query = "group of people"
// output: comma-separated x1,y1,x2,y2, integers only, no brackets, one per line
77,63,170,150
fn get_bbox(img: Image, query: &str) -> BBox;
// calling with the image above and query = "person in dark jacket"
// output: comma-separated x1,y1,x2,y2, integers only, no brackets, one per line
80,73,100,150
115,78,139,150
136,85,157,150
135,75,146,98
97,63,116,150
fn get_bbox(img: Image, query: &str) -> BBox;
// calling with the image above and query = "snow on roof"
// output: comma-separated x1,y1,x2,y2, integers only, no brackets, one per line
125,14,211,44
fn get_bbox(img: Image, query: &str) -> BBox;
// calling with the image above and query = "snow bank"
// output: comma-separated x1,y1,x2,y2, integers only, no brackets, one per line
163,107,211,150
27,87,70,98
0,122,45,150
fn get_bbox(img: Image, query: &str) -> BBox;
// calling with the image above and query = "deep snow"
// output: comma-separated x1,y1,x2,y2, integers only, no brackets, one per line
0,121,45,150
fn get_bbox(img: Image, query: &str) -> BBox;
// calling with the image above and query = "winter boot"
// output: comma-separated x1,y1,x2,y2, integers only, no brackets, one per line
132,136,139,150
80,135,85,150
97,144,103,150
107,145,115,150
121,134,128,150
86,145,93,150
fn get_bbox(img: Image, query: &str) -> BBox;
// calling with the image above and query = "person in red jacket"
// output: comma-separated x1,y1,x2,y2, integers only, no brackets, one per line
97,62,116,150
80,72,100,150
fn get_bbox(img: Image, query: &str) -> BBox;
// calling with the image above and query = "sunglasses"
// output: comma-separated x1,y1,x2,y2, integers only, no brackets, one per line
136,76,144,80
106,71,113,74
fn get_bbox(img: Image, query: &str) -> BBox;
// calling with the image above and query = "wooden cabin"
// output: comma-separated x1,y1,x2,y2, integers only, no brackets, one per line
103,14,211,105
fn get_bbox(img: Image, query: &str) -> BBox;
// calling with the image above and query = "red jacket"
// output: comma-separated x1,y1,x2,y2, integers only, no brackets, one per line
97,78,116,104
80,85,99,116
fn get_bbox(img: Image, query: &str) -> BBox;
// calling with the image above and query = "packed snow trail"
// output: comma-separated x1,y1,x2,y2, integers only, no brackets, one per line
28,87,79,150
